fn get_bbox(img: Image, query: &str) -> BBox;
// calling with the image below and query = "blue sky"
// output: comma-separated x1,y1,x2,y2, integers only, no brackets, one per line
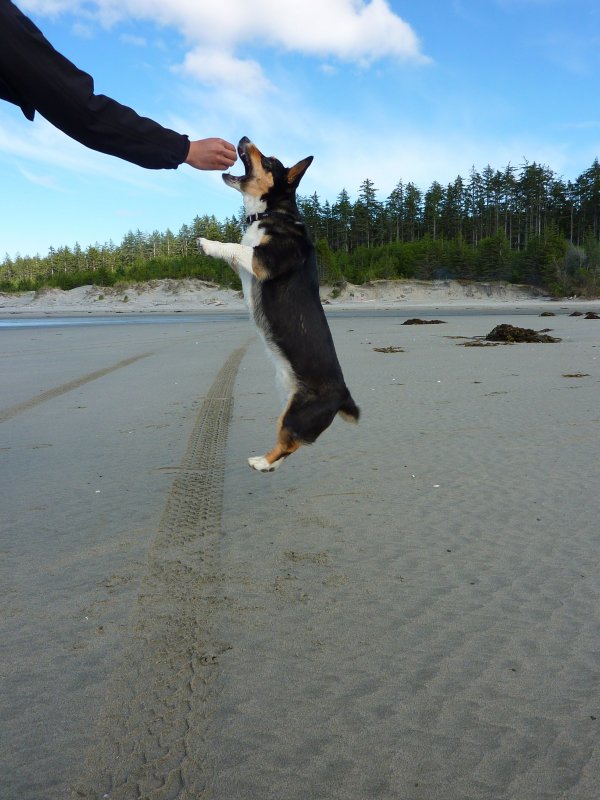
2,0,600,260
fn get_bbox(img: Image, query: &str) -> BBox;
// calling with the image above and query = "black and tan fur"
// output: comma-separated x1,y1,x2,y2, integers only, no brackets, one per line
198,137,359,471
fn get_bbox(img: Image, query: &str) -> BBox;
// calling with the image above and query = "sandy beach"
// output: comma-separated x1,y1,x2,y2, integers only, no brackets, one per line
1,283,600,799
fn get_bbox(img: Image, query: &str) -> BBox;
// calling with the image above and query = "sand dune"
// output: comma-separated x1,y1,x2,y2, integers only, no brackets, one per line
0,278,569,317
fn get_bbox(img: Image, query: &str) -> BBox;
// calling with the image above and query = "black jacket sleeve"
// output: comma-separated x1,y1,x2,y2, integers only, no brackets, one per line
0,0,190,169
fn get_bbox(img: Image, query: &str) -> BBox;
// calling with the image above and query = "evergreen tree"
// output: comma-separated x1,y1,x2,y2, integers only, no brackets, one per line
353,178,380,248
299,192,323,242
404,182,422,242
331,189,353,251
466,167,484,246
578,158,600,238
441,176,465,240
475,233,511,280
386,181,405,242
178,223,192,256
424,181,444,240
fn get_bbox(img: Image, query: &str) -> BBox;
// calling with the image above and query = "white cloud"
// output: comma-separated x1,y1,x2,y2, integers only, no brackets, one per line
22,1,429,70
320,64,338,76
120,33,147,47
19,168,65,190
176,48,273,96
71,21,94,38
19,0,83,14
267,0,428,64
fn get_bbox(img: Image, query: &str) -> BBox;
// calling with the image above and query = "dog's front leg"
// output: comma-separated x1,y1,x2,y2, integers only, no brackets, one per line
197,238,253,277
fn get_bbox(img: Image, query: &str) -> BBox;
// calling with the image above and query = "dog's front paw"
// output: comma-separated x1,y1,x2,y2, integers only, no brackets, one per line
248,455,284,473
197,237,215,257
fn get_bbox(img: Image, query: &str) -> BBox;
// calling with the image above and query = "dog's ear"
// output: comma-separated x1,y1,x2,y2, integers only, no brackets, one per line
287,156,313,187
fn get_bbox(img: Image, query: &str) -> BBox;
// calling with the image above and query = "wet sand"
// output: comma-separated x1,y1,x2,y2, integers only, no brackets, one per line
1,308,599,799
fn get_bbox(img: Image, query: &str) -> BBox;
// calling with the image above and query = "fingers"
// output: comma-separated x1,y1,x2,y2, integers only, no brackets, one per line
219,139,238,168
185,138,238,171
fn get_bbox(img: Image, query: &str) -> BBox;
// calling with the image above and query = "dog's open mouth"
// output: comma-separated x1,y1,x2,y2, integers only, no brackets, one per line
223,137,252,183
238,151,251,176
238,137,251,171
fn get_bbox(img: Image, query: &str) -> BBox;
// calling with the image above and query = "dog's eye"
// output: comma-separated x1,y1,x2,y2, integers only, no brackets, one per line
261,156,272,170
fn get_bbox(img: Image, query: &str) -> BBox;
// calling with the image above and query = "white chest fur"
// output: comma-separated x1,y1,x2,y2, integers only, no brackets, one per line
240,222,297,399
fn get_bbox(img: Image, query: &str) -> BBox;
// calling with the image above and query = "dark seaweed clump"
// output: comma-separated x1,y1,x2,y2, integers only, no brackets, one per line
402,318,446,325
485,324,561,343
373,346,405,354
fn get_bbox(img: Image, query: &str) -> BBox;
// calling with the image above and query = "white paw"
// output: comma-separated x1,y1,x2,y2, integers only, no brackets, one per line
197,237,214,256
248,455,284,472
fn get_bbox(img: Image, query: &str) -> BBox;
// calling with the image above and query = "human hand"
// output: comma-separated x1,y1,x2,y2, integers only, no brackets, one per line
185,138,237,170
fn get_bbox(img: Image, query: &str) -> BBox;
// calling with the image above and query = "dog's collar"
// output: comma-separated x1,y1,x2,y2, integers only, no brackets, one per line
245,211,271,225
244,209,300,226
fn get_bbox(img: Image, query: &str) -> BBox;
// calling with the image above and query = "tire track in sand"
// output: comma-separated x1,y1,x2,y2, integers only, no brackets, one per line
73,342,248,800
0,353,152,424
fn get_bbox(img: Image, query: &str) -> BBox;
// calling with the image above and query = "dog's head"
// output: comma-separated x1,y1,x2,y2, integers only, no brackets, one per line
223,137,313,209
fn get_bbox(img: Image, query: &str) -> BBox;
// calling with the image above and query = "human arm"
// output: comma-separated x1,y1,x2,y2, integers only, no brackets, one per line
0,0,236,171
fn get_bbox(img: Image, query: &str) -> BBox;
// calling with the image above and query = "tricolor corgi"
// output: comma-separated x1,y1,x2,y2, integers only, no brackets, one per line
197,136,359,472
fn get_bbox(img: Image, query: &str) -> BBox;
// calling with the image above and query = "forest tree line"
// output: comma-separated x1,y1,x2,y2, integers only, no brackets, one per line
2,158,600,297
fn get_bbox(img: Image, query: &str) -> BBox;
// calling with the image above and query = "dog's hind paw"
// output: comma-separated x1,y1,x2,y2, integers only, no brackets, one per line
248,455,284,473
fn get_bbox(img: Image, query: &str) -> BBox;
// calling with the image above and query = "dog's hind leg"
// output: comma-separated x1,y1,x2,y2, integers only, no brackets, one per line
248,426,301,473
